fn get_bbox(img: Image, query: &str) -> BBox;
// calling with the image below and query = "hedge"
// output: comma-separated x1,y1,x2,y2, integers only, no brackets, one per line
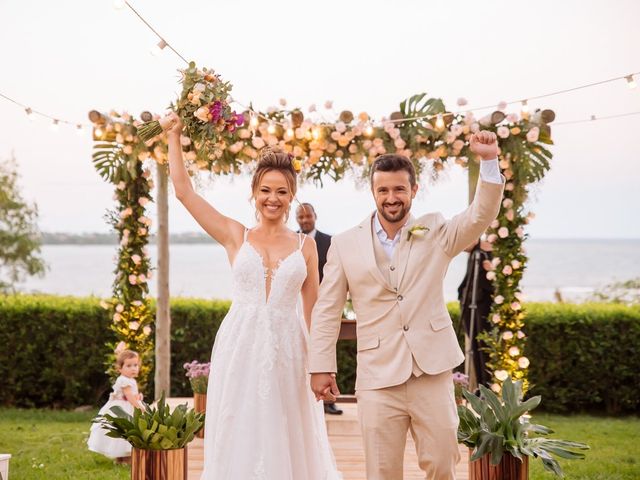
0,295,638,413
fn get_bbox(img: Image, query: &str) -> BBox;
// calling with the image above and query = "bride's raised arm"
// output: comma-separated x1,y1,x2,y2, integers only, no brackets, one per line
165,112,245,255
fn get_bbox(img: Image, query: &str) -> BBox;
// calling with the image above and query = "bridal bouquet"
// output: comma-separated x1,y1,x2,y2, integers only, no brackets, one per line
136,62,245,151
184,360,211,394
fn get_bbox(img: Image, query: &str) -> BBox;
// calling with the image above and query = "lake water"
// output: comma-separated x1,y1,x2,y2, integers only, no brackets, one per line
16,239,640,302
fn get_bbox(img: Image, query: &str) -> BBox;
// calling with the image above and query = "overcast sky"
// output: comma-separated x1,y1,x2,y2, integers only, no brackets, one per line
1,0,639,238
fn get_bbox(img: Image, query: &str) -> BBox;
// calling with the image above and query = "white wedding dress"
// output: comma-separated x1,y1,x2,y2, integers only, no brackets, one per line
200,230,341,480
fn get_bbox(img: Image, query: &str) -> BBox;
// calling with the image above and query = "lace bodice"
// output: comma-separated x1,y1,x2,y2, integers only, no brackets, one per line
231,231,307,310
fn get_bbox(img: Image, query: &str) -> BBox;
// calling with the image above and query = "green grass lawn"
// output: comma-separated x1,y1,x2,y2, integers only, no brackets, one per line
0,408,638,479
0,408,128,480
529,413,639,480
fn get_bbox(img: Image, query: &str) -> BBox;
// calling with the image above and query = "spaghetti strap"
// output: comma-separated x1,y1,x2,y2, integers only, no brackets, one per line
299,233,307,249
244,228,249,242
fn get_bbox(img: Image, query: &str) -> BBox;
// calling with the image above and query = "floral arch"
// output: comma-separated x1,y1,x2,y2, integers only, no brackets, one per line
91,89,554,394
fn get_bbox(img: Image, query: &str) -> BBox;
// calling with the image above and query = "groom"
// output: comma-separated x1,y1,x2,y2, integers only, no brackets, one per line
309,131,504,479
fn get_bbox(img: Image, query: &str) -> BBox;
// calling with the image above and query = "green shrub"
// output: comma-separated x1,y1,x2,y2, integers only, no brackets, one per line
525,303,640,414
1,295,638,413
0,294,114,407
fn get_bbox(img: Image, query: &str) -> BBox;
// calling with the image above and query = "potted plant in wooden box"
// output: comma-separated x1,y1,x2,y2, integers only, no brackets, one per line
95,392,204,480
457,378,588,479
184,360,210,438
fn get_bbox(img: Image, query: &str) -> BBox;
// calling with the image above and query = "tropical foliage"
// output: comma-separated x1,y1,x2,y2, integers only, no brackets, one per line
458,378,589,476
94,392,204,450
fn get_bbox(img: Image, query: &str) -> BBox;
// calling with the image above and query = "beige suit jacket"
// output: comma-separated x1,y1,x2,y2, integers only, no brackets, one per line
308,177,504,391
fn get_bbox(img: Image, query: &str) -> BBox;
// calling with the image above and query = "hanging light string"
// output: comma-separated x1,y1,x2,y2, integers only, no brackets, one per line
120,0,189,65
552,110,640,126
1,0,638,133
117,0,639,128
0,91,89,133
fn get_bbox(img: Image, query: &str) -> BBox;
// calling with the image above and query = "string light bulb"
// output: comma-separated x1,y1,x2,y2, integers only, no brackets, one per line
435,113,445,130
94,127,104,138
521,100,529,114
626,75,637,89
267,122,276,135
312,127,321,140
113,0,126,9
249,115,259,129
150,39,168,57
50,119,60,132
286,127,294,138
364,124,374,136
25,107,35,121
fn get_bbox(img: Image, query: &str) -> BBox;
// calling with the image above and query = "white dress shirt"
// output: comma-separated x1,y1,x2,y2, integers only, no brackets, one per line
374,158,502,259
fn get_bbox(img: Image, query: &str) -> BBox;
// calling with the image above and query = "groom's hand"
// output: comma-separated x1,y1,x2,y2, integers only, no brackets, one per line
310,373,340,402
469,130,499,160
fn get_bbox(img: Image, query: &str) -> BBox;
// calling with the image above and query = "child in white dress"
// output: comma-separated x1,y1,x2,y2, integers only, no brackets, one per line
88,349,144,462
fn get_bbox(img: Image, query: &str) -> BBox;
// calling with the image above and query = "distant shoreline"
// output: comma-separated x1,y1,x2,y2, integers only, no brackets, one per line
41,232,217,245
39,233,638,246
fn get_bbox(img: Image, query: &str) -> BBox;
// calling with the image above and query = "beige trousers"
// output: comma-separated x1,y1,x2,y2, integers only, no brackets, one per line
356,371,460,480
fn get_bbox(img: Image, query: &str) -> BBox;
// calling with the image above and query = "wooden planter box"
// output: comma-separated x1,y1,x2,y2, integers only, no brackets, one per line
131,447,188,480
469,451,528,480
0,453,11,480
194,393,206,438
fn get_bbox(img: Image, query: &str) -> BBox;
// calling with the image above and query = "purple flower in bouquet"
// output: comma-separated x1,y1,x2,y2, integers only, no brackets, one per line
233,112,245,127
209,101,223,123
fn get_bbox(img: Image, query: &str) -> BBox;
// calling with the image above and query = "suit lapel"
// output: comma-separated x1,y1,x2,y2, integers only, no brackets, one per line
394,216,416,287
357,213,395,291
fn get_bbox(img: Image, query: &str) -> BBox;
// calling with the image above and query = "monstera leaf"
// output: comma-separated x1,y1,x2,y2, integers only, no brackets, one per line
92,142,123,183
399,92,446,121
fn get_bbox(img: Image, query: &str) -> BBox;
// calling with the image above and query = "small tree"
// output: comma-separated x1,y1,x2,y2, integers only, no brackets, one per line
0,155,46,292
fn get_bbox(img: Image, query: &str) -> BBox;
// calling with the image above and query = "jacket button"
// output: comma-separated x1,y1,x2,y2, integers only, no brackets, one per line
397,295,404,301
403,325,409,331
390,265,396,271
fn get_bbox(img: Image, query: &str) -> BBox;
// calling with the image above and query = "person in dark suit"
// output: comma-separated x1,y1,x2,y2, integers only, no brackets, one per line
296,202,343,415
457,239,494,390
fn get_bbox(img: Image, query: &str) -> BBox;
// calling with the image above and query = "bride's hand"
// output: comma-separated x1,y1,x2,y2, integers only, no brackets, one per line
310,373,340,402
161,112,183,138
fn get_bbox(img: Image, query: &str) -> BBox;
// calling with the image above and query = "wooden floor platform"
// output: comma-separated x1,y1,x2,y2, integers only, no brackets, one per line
167,397,469,479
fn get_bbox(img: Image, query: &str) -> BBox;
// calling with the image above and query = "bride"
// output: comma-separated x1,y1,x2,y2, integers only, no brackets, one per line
165,113,341,479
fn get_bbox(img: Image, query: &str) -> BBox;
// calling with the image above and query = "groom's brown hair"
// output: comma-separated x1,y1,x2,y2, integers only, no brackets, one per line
370,154,417,187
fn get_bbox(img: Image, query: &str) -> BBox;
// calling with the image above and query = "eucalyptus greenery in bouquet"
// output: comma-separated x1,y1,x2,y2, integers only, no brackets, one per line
457,377,589,476
184,360,210,395
94,392,204,450
136,62,244,153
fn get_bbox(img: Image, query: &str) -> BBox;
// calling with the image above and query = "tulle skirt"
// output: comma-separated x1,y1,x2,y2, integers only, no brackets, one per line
87,400,133,458
200,303,341,479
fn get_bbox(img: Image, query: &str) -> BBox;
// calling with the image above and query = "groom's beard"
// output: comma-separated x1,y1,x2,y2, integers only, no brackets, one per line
378,200,412,224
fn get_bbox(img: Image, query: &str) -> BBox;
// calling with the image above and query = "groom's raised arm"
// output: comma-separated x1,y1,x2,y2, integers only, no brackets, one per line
308,240,349,374
437,165,504,258
437,132,505,257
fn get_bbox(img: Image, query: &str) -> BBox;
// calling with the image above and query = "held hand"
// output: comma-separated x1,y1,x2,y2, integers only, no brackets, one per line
162,112,183,138
310,373,340,402
469,130,499,160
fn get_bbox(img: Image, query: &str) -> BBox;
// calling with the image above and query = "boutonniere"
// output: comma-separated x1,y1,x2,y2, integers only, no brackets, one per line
407,224,429,241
